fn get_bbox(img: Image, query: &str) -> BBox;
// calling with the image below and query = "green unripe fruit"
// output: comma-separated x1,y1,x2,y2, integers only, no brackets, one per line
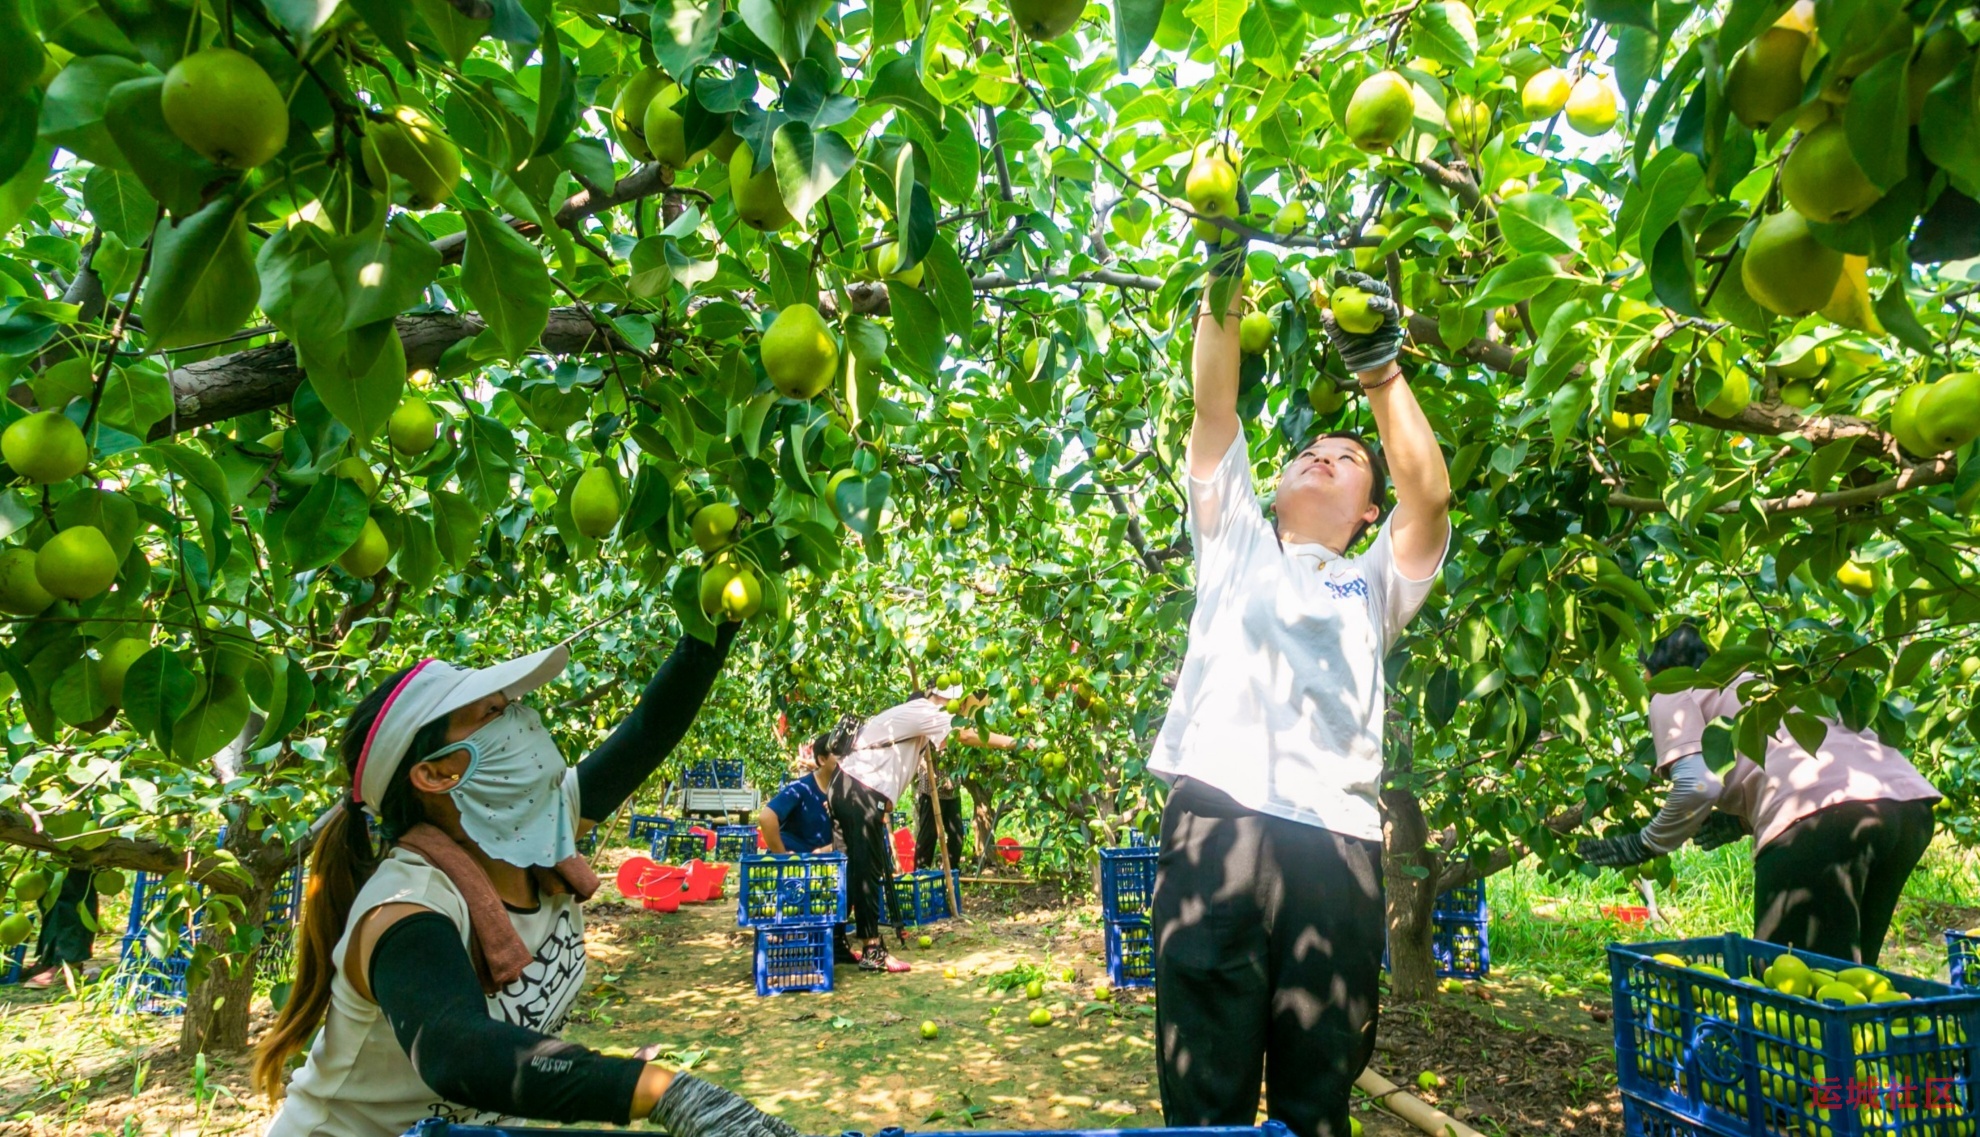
1329,287,1383,335
1239,311,1273,354
571,467,621,539
98,638,149,706
729,141,796,232
762,304,839,400
161,49,289,169
338,518,390,578
388,398,439,456
363,106,462,210
92,869,126,896
3,412,89,483
12,869,49,903
36,526,118,600
691,502,740,553
1521,67,1571,119
0,546,56,615
0,912,30,947
1346,71,1415,151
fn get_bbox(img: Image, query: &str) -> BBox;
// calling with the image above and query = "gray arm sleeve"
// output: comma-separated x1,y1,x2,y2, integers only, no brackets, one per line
1639,753,1724,855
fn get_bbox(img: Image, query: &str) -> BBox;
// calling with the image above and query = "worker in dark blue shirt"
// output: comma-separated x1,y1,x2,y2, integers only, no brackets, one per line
759,743,838,854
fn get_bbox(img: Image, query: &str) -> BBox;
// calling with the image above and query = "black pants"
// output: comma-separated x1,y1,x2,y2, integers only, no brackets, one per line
34,869,99,973
828,771,895,942
915,793,965,872
1152,779,1383,1137
1753,798,1935,966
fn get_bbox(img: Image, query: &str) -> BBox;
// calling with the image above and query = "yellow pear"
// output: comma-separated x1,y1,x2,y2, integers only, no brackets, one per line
1007,0,1085,40
98,637,149,705
1820,255,1883,334
1776,346,1829,380
1780,379,1815,407
338,518,389,578
1329,287,1383,334
869,241,925,287
35,525,118,600
1916,372,1980,453
2,411,88,483
1564,77,1618,135
699,558,739,618
572,466,621,539
1238,311,1272,354
1446,94,1491,149
1836,560,1876,596
1521,67,1571,119
762,303,839,400
729,141,795,231
1781,123,1881,224
1184,144,1239,215
1727,23,1813,128
0,546,54,614
691,502,739,552
1702,367,1753,417
643,95,694,168
1821,19,1912,103
161,49,289,170
1741,209,1842,317
720,566,763,620
1346,71,1415,151
363,106,462,209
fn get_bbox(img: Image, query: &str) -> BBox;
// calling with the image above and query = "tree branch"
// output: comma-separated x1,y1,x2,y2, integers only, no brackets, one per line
1433,802,1586,895
1605,456,1960,514
0,810,297,896
429,163,674,264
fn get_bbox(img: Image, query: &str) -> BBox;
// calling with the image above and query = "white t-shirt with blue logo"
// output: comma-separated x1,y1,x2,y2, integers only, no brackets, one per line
1147,434,1446,842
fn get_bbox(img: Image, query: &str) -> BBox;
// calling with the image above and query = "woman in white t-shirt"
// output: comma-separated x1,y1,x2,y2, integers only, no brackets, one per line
1148,261,1449,1137
251,625,806,1137
1579,624,1940,964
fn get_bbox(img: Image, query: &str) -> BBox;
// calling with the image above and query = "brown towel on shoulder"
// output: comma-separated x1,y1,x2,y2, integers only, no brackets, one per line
395,824,601,993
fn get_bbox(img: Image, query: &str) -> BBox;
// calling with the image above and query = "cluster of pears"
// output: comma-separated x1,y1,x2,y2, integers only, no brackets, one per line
0,413,122,613
1890,371,1980,457
1732,5,1972,319
690,502,762,621
1183,143,1242,244
1518,66,1618,135
610,70,775,230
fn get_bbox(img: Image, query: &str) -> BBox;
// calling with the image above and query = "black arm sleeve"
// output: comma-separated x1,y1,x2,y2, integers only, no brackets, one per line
576,622,739,822
370,912,647,1125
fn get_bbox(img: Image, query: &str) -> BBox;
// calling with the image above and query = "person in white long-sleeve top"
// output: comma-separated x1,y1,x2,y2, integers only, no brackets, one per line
1579,624,1941,964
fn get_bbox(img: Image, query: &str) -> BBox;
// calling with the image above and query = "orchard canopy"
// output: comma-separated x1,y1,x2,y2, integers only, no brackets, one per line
2,0,1980,964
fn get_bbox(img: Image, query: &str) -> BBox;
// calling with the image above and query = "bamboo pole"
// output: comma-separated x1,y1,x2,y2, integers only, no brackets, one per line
918,746,965,920
1354,1068,1486,1137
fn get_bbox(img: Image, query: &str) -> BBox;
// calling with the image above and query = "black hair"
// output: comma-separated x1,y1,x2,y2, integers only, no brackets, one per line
1289,431,1391,549
336,668,455,841
1644,624,1712,676
812,713,863,760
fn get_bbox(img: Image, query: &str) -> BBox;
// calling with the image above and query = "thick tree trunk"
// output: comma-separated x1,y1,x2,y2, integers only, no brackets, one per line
1380,722,1444,1002
178,871,273,1054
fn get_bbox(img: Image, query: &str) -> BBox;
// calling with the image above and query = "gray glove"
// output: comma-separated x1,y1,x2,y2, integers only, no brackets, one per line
1578,830,1653,867
1321,270,1405,374
1690,812,1749,852
649,1074,808,1137
1202,182,1252,279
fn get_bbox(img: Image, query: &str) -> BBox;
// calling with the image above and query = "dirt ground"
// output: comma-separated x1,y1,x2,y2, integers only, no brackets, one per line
2,853,1632,1136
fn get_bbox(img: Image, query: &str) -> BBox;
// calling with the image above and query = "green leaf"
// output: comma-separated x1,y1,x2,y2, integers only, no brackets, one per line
251,652,315,748
1842,49,1909,191
1919,59,1979,194
173,673,252,764
102,77,226,219
141,195,260,350
121,646,194,749
1237,0,1305,77
98,363,173,439
868,54,941,132
0,91,38,185
81,165,157,244
52,655,112,727
922,234,974,338
336,213,441,332
308,320,406,444
770,121,855,223
38,54,147,169
280,471,370,571
892,147,936,272
1499,193,1581,256
906,106,980,205
1873,278,1934,356
412,0,488,63
834,471,891,538
1467,254,1560,309
1183,0,1247,50
456,413,518,510
1717,0,1790,53
739,0,828,65
267,0,341,37
0,142,50,237
1584,0,1654,29
887,282,945,375
1114,0,1163,71
461,208,553,358
345,0,416,67
1613,26,1660,110
1411,0,1476,67
529,31,578,158
652,0,724,80
1648,223,1702,319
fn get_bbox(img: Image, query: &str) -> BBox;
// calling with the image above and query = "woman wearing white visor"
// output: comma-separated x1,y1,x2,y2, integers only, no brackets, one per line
253,625,802,1137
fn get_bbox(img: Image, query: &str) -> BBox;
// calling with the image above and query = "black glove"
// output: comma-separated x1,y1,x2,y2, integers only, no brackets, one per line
650,1074,809,1137
1578,830,1653,867
1201,182,1252,279
1691,812,1749,852
1320,270,1405,374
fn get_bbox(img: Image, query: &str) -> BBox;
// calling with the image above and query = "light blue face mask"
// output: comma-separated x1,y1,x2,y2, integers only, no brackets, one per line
446,702,577,868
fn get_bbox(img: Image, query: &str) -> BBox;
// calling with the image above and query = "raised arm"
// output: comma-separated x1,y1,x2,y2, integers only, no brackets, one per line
576,622,738,822
1189,298,1244,480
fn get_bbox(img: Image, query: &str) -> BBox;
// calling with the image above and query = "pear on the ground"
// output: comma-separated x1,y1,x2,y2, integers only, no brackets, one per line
762,304,839,400
1346,71,1415,151
1007,0,1085,40
1782,123,1881,224
1564,77,1618,135
572,467,621,539
730,141,795,231
162,49,289,169
2,411,88,483
1521,67,1571,119
1741,209,1842,317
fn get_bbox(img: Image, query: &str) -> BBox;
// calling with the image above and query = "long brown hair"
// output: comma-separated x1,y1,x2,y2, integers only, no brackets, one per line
252,669,448,1101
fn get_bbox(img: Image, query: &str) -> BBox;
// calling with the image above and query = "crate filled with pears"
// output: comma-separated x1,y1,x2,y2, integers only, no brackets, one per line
1610,934,1978,1136
1947,929,1979,991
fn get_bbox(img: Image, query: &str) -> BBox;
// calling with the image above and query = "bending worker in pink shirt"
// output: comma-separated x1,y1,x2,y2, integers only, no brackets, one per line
1578,624,1941,964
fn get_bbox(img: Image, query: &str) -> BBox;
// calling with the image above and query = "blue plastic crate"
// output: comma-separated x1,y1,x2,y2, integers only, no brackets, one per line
2,943,25,984
403,1120,1294,1137
575,830,599,855
887,869,957,926
1106,917,1154,988
1434,916,1490,980
754,923,834,996
1100,846,1156,921
626,813,672,841
714,825,759,862
1611,934,1980,1137
656,829,711,862
255,863,306,983
1435,877,1487,922
113,871,192,1014
1949,930,1978,989
737,854,846,927
683,761,746,789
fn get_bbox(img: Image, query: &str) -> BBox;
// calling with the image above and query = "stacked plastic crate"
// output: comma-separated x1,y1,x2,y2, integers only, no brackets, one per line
683,760,747,789
713,824,759,862
1099,845,1156,989
1430,879,1489,979
1946,928,1978,988
885,869,959,926
255,863,307,983
113,871,192,1014
735,853,845,996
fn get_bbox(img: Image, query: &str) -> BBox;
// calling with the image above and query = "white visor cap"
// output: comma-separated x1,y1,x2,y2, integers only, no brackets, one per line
353,644,571,814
